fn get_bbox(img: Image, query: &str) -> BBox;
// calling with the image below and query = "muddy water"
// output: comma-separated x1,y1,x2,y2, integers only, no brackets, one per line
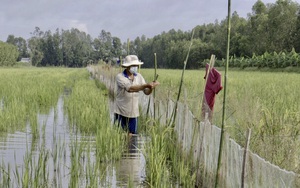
0,96,147,187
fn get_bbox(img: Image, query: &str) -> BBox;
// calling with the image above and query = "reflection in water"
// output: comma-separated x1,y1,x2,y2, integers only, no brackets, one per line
0,95,148,187
109,96,147,187
0,96,72,187
115,135,146,187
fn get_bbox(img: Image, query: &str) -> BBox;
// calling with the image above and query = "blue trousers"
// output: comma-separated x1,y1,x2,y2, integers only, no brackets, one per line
115,114,138,134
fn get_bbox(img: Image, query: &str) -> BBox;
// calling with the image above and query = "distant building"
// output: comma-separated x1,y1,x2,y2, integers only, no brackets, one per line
20,58,30,63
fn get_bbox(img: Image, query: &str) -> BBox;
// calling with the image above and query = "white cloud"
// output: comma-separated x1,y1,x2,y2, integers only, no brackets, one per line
68,20,89,34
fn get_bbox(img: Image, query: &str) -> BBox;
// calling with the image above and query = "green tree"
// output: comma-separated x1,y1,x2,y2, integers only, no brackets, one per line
229,12,249,57
28,27,44,66
6,35,29,61
94,30,113,62
267,0,299,52
188,38,215,68
138,38,153,68
40,31,56,66
61,28,93,67
0,41,19,66
112,37,122,61
293,8,300,52
52,29,63,66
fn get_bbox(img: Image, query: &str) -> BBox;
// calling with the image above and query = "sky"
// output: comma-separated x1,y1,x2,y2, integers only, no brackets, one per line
0,0,299,43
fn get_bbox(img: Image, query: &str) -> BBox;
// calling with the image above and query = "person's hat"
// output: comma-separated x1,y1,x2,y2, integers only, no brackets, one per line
122,55,143,67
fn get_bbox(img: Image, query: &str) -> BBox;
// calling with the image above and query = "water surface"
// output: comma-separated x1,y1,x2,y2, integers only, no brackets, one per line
0,96,147,187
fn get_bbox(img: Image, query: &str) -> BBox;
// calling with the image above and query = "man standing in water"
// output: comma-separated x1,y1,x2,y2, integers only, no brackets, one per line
114,55,159,135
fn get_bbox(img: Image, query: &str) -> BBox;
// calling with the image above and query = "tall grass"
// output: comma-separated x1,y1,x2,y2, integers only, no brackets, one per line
140,68,300,173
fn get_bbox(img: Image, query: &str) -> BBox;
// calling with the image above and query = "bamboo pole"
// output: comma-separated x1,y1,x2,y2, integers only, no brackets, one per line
201,54,215,121
168,29,195,127
146,96,151,117
215,0,231,187
241,129,251,188
153,53,158,119
146,53,158,117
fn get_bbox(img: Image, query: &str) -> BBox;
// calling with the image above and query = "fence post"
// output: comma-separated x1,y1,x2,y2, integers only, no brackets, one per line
241,128,251,188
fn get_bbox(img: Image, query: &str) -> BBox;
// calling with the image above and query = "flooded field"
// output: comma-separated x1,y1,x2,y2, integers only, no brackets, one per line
0,95,147,187
0,67,196,187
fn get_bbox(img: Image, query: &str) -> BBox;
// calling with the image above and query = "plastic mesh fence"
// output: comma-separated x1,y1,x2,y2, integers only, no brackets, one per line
91,66,300,188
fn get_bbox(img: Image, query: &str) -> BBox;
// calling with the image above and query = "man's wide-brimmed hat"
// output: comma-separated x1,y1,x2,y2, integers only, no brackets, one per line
122,55,143,67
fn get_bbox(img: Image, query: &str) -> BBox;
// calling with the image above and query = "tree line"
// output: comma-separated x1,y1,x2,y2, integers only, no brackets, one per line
1,0,300,69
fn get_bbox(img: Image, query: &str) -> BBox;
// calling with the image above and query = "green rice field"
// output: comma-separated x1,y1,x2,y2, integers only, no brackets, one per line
139,68,300,174
0,67,195,187
0,66,299,187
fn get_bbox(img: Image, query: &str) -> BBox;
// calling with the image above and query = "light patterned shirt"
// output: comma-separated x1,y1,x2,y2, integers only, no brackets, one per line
114,70,146,118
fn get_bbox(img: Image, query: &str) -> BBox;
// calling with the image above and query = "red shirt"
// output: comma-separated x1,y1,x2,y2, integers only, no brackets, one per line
203,64,223,111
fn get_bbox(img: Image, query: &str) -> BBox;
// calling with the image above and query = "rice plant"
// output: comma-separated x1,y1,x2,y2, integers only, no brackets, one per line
142,117,196,187
0,67,127,187
140,68,300,173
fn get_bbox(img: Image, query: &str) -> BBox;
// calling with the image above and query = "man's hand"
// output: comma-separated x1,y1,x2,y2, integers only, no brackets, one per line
149,81,160,89
143,81,160,95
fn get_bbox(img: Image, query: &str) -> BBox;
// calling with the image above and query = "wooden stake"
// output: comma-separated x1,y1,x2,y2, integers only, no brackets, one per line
201,54,215,120
241,129,251,188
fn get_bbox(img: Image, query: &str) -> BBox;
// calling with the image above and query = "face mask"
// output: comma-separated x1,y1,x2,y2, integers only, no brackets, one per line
129,66,138,74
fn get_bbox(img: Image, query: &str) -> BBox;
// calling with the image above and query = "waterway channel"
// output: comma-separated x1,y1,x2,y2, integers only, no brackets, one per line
0,95,147,187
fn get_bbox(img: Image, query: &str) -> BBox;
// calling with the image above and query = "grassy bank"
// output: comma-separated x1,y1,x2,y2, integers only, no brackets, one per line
139,68,300,173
